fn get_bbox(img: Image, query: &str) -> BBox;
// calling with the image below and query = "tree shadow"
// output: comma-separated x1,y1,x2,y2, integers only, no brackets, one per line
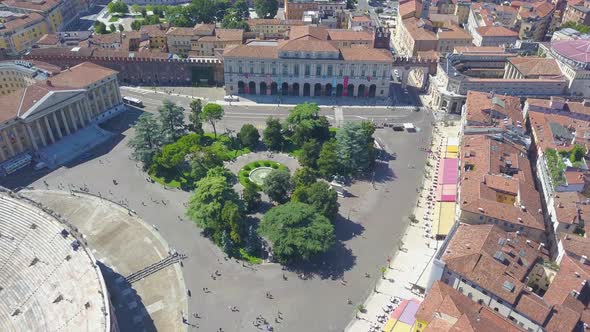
332,213,365,242
285,241,356,280
97,261,157,332
373,160,396,184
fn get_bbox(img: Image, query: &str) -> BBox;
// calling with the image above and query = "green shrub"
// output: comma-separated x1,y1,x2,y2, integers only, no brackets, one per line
271,163,279,169
244,165,252,171
253,162,261,167
263,161,271,167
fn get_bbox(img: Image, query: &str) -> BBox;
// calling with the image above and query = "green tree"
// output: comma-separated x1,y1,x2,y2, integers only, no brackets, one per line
570,144,586,163
222,200,243,244
189,146,224,182
336,121,375,176
262,169,292,204
109,23,117,33
263,117,283,151
190,0,220,23
201,103,224,138
298,139,321,167
286,103,330,146
189,99,204,134
237,124,260,149
207,166,236,184
132,4,140,13
292,166,318,188
108,1,129,14
561,21,590,34
94,21,108,34
141,7,147,17
152,133,199,172
131,20,142,30
317,139,340,179
346,0,356,9
292,181,339,220
259,202,335,264
118,24,124,32
221,9,251,30
128,113,162,166
254,0,278,18
242,181,261,212
186,174,242,244
221,230,235,256
158,100,186,144
233,0,250,18
245,225,260,256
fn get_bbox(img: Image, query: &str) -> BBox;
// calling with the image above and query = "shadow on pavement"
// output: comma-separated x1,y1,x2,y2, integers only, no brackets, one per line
287,241,356,280
97,261,157,332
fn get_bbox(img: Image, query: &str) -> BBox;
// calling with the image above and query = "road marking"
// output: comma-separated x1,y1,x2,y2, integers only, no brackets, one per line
356,116,368,120
334,107,343,127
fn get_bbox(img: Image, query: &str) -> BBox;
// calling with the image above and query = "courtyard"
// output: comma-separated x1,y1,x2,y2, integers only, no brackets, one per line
2,99,433,331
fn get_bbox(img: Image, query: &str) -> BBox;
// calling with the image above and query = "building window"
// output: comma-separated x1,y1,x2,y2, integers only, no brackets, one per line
283,64,288,76
327,65,333,77
261,63,265,75
250,66,254,74
272,67,276,75
305,64,310,76
316,65,322,76
338,66,343,77
238,66,242,74
294,64,299,77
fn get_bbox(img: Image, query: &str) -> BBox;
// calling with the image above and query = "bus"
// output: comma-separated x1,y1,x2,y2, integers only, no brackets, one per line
123,96,144,108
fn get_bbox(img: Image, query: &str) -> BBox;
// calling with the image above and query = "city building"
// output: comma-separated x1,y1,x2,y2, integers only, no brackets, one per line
0,60,59,95
551,27,590,41
36,30,92,48
284,0,346,20
247,19,294,39
429,52,567,113
0,62,123,173
140,24,168,51
0,11,47,55
562,0,590,25
461,91,524,131
542,39,590,97
524,97,590,243
431,223,589,332
512,0,555,41
458,134,547,242
471,26,519,47
347,14,373,30
467,3,518,34
222,26,393,97
503,57,563,80
394,17,472,56
414,281,523,332
190,25,243,57
1,0,68,32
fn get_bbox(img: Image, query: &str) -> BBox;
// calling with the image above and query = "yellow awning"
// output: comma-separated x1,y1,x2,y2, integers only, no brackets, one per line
446,145,458,153
432,202,456,237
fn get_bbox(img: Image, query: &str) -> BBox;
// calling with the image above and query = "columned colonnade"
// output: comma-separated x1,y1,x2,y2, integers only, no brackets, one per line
0,79,122,164
235,81,380,98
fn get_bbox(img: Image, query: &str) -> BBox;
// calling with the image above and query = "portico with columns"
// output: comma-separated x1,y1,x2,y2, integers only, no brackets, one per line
0,62,122,165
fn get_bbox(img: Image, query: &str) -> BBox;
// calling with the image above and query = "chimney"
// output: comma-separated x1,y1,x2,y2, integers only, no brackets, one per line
46,80,52,87
583,99,590,107
537,243,545,251
581,255,587,264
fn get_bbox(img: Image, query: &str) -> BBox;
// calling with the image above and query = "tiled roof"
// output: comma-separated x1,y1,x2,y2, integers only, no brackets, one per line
560,234,590,259
460,135,545,232
527,99,590,152
417,281,523,332
247,18,282,26
544,303,581,332
166,27,195,36
279,39,339,52
2,0,60,12
214,29,244,41
464,91,523,129
509,57,562,78
554,192,590,225
399,0,418,18
140,24,167,37
223,44,278,59
514,291,552,324
516,1,554,19
327,29,373,41
544,255,590,306
476,26,518,37
437,25,471,40
0,12,43,31
340,47,392,61
442,224,549,304
402,17,437,41
193,23,215,36
90,32,121,45
351,15,371,22
289,25,329,40
48,62,117,88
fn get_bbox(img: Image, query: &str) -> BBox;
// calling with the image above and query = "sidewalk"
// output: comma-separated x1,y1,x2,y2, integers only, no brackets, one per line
346,123,460,332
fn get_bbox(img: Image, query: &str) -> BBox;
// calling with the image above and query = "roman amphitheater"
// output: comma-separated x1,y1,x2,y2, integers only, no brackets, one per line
0,188,114,331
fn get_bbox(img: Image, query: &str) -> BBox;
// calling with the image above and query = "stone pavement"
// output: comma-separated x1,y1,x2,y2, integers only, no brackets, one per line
20,189,188,332
346,121,460,332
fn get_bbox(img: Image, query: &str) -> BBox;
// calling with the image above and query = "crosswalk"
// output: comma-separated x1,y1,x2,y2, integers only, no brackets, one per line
121,86,154,95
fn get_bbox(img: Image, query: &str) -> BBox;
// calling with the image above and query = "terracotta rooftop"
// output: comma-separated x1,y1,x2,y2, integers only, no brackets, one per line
140,24,167,37
0,12,43,31
476,26,519,37
247,18,282,26
279,38,339,52
402,17,437,41
90,32,122,45
460,135,545,232
560,234,590,259
193,23,215,36
0,62,118,123
166,27,195,36
442,224,549,304
340,47,392,62
351,15,371,22
37,33,59,46
399,0,418,18
2,0,60,12
464,91,523,129
437,25,471,40
514,291,552,325
417,281,523,332
527,98,590,152
223,44,278,59
515,1,554,19
198,29,243,42
289,25,329,40
509,57,562,78
327,29,373,41
544,255,590,307
554,192,590,225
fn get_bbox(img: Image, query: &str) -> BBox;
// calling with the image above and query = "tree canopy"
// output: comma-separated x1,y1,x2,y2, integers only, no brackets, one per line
335,121,376,175
128,113,162,166
108,1,129,14
286,103,330,146
317,139,340,179
158,100,186,144
262,169,292,204
259,202,335,264
292,181,339,220
292,166,318,188
263,117,283,151
186,174,244,245
253,0,278,18
237,124,260,149
298,139,321,167
221,8,250,30
201,103,225,138
189,99,204,134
